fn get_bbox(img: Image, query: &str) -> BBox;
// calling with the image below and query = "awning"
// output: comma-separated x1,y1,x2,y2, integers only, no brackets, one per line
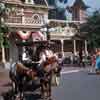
17,31,31,40
32,31,47,41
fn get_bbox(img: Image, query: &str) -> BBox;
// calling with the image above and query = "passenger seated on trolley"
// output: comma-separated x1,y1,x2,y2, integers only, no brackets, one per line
32,43,50,78
21,46,33,67
17,44,46,78
32,42,56,78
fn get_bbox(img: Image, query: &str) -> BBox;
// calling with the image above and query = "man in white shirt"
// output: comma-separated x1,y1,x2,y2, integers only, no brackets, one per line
34,43,55,77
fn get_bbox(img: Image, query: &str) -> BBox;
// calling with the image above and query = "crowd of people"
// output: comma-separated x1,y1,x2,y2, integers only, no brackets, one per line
57,48,100,72
91,48,100,73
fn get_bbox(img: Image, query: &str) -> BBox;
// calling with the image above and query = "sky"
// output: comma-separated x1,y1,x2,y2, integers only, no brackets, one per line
67,0,100,13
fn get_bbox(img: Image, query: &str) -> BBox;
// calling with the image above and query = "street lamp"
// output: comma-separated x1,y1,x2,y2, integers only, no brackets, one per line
40,19,50,40
40,19,56,40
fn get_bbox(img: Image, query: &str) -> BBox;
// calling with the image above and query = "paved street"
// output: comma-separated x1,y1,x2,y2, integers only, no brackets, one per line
52,67,100,100
0,66,100,100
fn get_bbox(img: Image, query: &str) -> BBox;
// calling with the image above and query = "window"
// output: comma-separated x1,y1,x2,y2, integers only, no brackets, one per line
48,0,55,6
48,9,57,19
48,9,66,20
25,0,34,4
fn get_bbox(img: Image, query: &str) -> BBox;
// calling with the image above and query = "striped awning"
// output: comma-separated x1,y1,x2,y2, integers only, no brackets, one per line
32,31,47,41
17,31,31,40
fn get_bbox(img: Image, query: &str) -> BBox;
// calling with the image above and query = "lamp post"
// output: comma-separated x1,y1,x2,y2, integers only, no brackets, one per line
40,20,55,41
44,23,50,40
40,19,50,40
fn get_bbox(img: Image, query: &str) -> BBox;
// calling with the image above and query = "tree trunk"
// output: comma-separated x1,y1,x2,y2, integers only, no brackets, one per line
2,45,6,64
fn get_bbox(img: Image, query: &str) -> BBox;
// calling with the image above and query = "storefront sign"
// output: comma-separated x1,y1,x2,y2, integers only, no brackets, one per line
52,26,76,37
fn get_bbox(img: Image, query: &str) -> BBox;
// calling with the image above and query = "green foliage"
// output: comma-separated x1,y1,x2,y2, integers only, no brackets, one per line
0,3,10,48
3,36,10,48
81,10,100,49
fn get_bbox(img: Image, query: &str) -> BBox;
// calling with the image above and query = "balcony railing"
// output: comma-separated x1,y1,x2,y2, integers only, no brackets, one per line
5,15,44,26
5,16,22,24
24,16,42,24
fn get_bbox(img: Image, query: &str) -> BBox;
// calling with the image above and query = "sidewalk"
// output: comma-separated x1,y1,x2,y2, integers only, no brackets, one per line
0,66,11,95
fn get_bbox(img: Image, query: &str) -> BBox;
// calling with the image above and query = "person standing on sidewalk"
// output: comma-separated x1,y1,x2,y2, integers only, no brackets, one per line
89,51,96,72
95,48,100,73
79,48,84,67
91,53,96,68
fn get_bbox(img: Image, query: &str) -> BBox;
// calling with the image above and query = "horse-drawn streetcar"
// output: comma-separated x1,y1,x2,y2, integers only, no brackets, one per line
9,32,61,100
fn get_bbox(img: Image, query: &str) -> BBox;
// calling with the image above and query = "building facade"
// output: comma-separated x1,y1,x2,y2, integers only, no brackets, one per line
0,0,89,63
48,0,89,58
0,0,49,63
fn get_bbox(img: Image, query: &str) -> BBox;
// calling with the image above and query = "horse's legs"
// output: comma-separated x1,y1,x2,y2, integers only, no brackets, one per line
40,80,45,99
41,75,52,100
14,75,25,100
47,75,52,100
40,79,50,100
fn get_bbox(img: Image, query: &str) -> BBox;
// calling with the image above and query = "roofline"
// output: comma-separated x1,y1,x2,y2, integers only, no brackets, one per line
3,1,49,9
2,1,55,9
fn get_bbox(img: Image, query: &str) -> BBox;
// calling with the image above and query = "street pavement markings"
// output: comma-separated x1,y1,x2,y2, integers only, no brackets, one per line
61,69,82,74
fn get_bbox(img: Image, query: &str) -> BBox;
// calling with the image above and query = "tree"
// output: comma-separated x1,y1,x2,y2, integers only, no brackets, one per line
0,2,10,63
81,10,100,49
